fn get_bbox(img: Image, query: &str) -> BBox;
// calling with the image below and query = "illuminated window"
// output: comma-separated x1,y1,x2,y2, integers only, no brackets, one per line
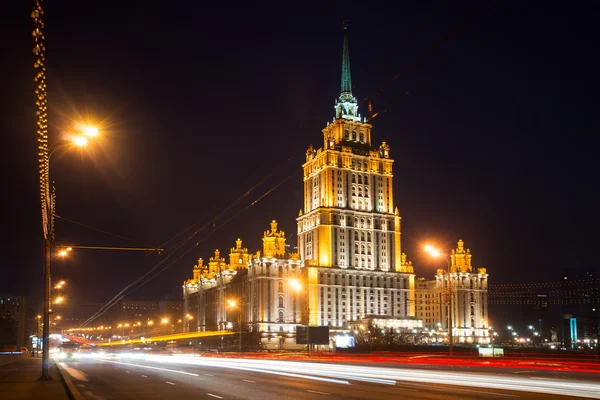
352,131,357,140
344,130,349,140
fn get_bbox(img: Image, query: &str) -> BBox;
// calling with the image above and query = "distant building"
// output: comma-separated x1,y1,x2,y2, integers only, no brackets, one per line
560,268,599,349
415,277,442,329
115,299,159,324
415,241,490,344
0,295,27,348
159,300,183,320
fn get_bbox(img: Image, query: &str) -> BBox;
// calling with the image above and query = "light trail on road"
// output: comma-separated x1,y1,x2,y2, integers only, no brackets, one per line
93,353,600,398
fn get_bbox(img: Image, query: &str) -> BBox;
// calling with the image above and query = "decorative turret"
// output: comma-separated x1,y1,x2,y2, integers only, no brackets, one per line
379,141,390,158
208,249,227,278
400,252,414,273
193,258,203,280
450,239,473,273
262,220,286,258
229,238,250,268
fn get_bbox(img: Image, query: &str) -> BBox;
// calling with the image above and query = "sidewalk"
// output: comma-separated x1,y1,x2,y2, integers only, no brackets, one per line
0,356,69,400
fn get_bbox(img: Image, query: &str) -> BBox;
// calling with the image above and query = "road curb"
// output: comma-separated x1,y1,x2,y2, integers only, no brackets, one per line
54,360,86,400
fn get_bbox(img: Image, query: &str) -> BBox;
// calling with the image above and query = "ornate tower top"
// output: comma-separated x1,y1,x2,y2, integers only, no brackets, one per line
450,239,473,273
334,19,360,122
262,220,286,258
229,238,249,268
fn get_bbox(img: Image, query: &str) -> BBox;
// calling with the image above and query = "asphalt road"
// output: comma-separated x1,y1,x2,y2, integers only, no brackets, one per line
58,356,586,400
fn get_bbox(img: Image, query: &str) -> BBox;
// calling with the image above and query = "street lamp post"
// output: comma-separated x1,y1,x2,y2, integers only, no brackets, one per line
226,300,242,354
40,132,97,379
424,245,453,356
290,277,310,355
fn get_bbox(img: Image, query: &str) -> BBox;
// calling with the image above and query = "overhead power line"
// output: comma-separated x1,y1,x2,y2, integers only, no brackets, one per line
79,167,299,327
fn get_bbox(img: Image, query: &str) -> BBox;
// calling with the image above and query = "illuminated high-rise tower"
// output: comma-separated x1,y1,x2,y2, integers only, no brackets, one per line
297,22,417,328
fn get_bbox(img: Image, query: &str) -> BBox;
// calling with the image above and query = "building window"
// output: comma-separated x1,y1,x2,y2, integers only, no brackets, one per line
360,132,364,143
278,280,284,292
278,295,284,308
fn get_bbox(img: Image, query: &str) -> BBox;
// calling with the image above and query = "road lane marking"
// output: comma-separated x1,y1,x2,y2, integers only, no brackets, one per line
142,375,148,378
205,373,214,376
126,371,130,374
97,359,199,377
307,390,330,395
207,394,223,399
166,381,175,385
242,379,256,383
401,382,519,397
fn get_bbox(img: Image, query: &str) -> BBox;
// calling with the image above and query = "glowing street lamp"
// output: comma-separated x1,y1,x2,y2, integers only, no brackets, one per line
54,297,64,304
423,243,453,355
227,299,242,354
161,318,169,324
73,135,88,147
83,126,99,137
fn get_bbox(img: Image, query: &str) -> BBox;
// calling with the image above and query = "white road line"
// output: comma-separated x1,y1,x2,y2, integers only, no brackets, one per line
166,381,175,385
125,371,130,373
307,390,330,395
401,382,519,397
142,375,148,378
207,394,223,399
242,379,256,383
205,373,214,376
98,359,199,377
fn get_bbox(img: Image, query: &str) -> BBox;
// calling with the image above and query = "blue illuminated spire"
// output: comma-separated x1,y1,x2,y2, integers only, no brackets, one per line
340,19,352,96
334,19,360,122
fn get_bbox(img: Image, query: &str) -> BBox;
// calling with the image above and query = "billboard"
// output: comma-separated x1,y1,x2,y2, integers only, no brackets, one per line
334,335,355,348
296,326,329,345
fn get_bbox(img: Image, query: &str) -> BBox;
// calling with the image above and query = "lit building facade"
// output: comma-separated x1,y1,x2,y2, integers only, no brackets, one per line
416,240,490,344
296,24,417,330
182,26,490,348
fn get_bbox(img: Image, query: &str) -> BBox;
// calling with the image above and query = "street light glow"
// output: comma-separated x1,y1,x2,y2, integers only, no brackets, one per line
73,135,88,147
58,250,68,257
54,297,64,304
161,318,169,324
227,299,237,308
423,244,441,258
83,126,99,137
290,278,302,291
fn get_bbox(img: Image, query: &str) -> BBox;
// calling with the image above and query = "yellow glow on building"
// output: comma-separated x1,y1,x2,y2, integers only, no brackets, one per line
307,267,319,326
318,225,332,267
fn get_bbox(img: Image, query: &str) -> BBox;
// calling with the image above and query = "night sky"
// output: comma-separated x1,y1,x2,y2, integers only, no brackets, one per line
2,1,598,325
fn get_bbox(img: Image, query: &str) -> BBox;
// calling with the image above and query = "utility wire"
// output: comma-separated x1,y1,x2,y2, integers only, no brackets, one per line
54,214,157,249
132,169,301,291
79,167,299,327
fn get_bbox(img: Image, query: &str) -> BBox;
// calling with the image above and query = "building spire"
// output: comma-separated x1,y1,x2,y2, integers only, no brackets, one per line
341,18,352,95
334,18,360,122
